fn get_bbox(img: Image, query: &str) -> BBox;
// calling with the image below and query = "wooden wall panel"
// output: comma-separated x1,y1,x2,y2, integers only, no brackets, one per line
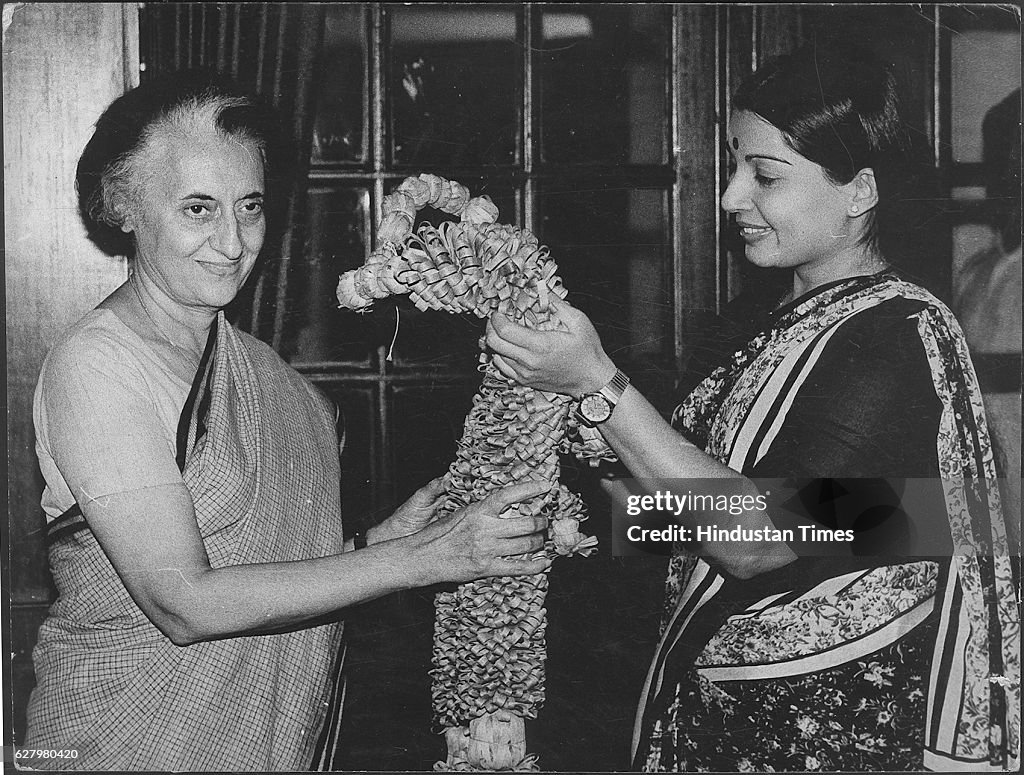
723,4,753,300
754,4,804,67
723,5,807,302
4,1,138,743
4,2,135,601
673,4,720,370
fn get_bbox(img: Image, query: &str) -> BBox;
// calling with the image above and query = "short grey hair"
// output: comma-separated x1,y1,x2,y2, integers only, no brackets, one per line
77,70,280,256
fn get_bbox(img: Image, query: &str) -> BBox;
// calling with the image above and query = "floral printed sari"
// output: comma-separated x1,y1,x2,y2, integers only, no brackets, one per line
633,273,1019,772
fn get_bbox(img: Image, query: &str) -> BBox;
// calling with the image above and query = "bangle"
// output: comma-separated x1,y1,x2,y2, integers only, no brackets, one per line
352,529,368,550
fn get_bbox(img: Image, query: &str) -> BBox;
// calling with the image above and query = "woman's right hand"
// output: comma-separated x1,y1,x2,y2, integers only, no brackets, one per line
405,479,552,584
485,296,616,398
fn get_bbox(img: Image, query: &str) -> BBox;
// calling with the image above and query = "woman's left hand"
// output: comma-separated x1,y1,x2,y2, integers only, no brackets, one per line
371,476,447,543
485,296,616,397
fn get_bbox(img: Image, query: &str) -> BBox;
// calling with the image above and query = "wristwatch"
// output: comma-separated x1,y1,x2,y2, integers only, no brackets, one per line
576,369,630,427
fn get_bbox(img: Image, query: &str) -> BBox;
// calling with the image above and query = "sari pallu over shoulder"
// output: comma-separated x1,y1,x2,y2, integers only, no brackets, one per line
28,313,345,772
634,274,1019,772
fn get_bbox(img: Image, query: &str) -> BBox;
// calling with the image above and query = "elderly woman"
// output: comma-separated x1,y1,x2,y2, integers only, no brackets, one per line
24,71,550,771
487,40,1019,772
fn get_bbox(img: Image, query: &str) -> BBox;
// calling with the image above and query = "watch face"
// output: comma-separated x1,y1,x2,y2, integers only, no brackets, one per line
580,393,612,424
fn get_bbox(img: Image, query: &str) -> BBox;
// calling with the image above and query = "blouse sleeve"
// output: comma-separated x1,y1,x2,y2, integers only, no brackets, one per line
36,329,186,507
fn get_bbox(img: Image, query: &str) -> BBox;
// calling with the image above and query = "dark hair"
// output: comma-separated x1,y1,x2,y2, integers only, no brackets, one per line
77,69,284,257
732,38,911,258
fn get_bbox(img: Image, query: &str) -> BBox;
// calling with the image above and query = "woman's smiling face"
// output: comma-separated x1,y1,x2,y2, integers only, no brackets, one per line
126,123,266,314
721,110,860,278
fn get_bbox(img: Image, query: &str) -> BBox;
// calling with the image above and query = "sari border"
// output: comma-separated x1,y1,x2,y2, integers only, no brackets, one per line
631,559,724,762
924,747,1021,773
175,314,219,471
695,594,935,682
44,503,86,546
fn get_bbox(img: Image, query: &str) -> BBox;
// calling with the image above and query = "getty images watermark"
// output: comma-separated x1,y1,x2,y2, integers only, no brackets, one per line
609,478,1018,558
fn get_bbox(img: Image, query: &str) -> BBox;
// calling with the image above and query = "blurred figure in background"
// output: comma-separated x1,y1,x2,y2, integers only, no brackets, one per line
953,87,1021,555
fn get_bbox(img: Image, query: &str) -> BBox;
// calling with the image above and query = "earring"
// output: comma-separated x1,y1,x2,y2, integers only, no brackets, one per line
851,205,860,213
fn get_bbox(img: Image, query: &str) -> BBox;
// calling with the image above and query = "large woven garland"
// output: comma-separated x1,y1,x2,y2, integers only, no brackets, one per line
336,174,612,771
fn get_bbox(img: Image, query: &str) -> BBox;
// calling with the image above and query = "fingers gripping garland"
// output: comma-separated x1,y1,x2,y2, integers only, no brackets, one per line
336,174,613,771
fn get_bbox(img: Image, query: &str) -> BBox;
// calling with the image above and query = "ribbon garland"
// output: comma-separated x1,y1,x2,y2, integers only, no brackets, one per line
337,174,613,771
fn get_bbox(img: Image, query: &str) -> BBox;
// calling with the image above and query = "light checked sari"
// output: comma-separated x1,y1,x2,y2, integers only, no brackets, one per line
27,314,346,771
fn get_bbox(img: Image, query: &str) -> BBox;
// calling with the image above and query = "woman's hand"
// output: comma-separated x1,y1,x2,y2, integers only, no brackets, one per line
369,476,446,544
406,479,553,584
485,296,617,398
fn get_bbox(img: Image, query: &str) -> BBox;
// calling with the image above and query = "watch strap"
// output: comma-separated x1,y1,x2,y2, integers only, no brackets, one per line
598,369,630,404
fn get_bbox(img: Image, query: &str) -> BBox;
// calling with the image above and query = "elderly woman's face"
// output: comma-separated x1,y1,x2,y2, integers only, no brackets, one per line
126,124,265,313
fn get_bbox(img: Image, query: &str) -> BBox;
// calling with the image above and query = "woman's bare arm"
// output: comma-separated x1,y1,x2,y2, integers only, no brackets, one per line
485,298,797,579
41,329,549,646
83,479,550,646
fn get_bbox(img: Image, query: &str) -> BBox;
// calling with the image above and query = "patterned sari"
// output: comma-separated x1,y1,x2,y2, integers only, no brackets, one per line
633,274,1019,772
27,314,345,771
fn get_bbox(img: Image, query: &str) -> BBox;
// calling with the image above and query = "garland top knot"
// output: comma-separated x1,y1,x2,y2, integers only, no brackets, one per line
335,174,567,329
338,174,500,312
380,175,500,238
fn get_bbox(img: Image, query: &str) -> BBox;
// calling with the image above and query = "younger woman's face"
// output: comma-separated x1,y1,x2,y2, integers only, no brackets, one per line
721,110,860,277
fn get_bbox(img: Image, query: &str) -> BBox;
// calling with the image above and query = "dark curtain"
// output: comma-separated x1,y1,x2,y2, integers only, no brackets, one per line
140,2,327,349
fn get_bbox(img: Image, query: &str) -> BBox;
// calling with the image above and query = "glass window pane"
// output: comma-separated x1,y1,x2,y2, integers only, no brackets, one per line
312,4,368,165
382,177,518,369
540,4,670,165
286,187,376,366
388,3,519,166
538,185,673,391
948,9,1021,164
391,383,478,503
312,383,378,534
